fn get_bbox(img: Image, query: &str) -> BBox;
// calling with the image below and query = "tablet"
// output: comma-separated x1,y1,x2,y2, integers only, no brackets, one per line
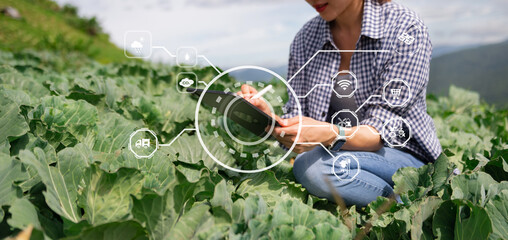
188,88,281,137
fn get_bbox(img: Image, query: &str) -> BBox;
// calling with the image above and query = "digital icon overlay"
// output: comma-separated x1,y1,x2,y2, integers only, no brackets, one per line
331,70,358,98
124,31,152,59
397,32,415,45
176,72,198,93
383,79,412,107
332,153,360,181
330,110,359,138
194,66,302,173
123,31,417,181
381,117,412,148
391,23,424,56
177,47,198,67
129,128,158,159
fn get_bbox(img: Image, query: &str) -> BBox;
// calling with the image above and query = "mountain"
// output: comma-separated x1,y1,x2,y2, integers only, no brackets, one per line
432,44,481,58
428,40,508,107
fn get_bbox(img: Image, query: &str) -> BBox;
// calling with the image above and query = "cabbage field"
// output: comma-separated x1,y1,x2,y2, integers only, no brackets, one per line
0,50,507,239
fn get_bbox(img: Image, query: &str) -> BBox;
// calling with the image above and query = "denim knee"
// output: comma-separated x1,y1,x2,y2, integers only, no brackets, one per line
292,152,313,188
292,149,396,206
292,151,331,198
292,153,309,179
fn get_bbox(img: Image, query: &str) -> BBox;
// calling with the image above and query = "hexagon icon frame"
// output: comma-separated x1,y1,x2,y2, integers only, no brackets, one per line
332,153,360,182
129,128,159,159
331,70,358,98
381,117,412,148
330,110,359,139
382,79,412,108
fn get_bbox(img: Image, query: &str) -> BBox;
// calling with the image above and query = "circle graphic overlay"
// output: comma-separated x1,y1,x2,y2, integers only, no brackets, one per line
222,96,277,146
332,153,360,181
195,66,302,173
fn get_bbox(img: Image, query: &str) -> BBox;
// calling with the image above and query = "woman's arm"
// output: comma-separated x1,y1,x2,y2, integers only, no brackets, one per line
238,85,383,154
341,125,383,151
271,116,383,154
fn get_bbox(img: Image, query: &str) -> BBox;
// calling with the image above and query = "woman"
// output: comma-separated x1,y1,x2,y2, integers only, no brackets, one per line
239,0,442,206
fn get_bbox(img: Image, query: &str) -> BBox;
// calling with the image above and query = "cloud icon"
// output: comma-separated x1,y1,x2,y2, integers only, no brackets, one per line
130,41,143,49
130,40,144,55
179,78,194,88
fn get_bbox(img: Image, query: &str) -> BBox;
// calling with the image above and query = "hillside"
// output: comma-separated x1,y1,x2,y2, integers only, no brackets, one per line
0,0,126,63
428,40,508,107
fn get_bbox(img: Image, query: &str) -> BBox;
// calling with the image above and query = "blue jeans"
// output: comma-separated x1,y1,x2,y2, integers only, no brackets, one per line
293,146,425,207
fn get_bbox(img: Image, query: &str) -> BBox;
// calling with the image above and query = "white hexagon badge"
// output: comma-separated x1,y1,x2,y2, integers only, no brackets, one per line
383,79,412,108
331,70,358,98
332,153,360,181
330,110,359,139
381,118,412,148
129,128,159,159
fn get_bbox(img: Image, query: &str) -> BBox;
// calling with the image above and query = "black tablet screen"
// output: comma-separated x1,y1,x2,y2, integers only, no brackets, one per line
189,88,280,137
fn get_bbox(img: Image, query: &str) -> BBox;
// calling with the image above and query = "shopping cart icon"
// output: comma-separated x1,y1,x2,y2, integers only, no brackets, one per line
391,88,402,100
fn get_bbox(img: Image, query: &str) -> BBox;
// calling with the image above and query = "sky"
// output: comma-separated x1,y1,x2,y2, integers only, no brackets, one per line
54,0,508,68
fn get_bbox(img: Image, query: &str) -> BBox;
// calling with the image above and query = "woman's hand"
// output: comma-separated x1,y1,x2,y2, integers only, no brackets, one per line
236,84,284,124
237,85,336,153
272,116,337,153
236,84,270,114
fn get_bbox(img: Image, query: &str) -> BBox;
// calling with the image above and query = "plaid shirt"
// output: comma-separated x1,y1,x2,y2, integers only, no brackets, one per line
283,0,442,162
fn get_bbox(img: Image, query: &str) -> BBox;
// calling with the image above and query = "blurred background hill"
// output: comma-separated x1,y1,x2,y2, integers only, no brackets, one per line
429,40,508,108
0,0,125,63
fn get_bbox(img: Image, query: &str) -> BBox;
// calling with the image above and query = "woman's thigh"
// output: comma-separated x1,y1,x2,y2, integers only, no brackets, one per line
292,146,424,206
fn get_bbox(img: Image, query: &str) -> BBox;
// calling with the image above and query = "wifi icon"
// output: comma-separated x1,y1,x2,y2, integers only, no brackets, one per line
337,80,352,90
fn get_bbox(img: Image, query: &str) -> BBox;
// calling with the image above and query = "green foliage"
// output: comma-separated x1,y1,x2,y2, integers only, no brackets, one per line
19,147,84,223
0,91,29,145
0,50,506,240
